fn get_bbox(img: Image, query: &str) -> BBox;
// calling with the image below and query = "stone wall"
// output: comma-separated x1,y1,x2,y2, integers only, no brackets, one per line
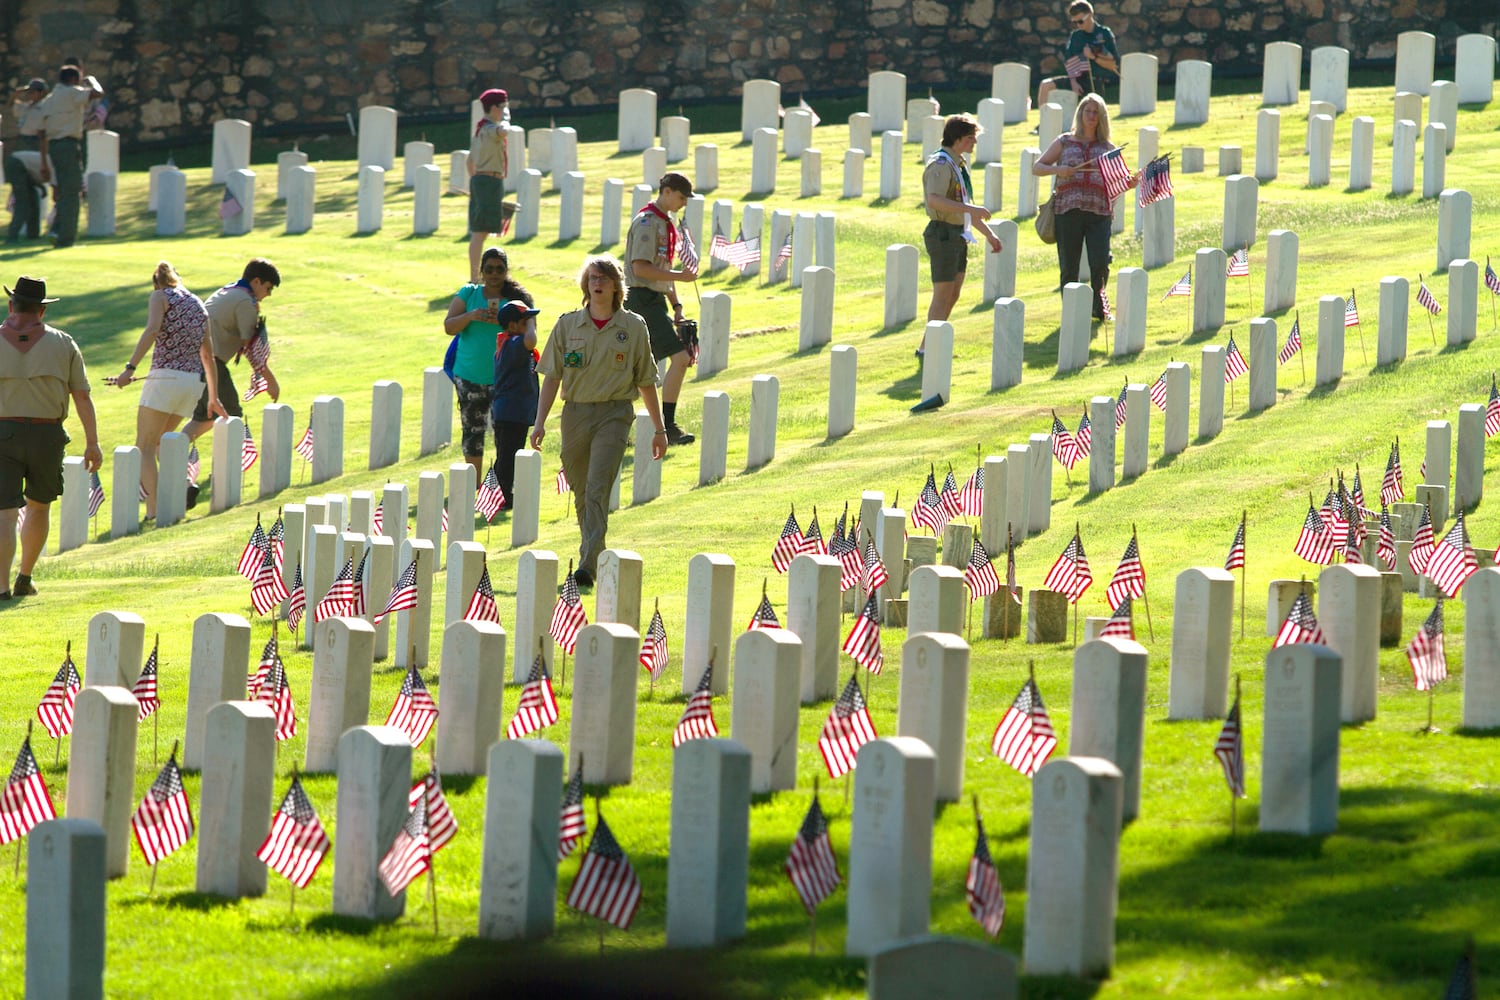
1,0,1492,145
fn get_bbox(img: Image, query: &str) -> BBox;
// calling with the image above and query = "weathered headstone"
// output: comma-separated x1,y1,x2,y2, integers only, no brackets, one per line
1310,45,1350,111
27,819,108,999
1318,564,1380,723
1260,643,1341,835
304,617,376,772
1028,589,1069,643
730,628,801,792
1071,638,1148,823
333,726,410,920
1261,41,1302,106
65,687,139,878
196,701,275,898
845,738,936,957
478,739,562,941
867,936,1018,1000
568,623,640,785
1174,59,1212,125
684,553,735,695
896,633,970,802
1316,295,1345,386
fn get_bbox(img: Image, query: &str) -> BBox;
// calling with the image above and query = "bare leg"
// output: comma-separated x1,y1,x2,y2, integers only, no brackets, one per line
468,232,492,284
136,405,178,519
661,349,689,407
17,499,48,576
923,273,967,347
0,508,16,590
1038,78,1057,112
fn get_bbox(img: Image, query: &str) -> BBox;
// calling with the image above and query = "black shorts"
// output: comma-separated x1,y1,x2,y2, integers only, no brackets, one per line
193,358,243,422
0,420,67,508
625,286,685,361
924,220,969,284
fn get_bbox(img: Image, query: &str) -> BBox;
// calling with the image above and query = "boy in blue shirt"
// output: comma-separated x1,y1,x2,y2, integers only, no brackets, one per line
491,300,540,509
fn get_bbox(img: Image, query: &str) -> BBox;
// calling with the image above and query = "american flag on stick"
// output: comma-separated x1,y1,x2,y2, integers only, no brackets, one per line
1042,527,1093,603
861,536,889,596
259,652,297,741
556,467,571,494
315,557,356,623
237,517,269,580
36,646,81,740
464,565,501,624
1416,279,1443,316
1096,147,1133,202
1224,333,1249,382
132,749,194,865
1113,380,1128,430
506,651,559,740
1213,687,1246,798
242,369,268,402
1106,531,1146,610
1149,370,1169,412
1344,290,1361,327
410,769,457,855
1377,505,1397,570
374,558,420,624
558,766,587,861
1426,510,1477,598
1273,589,1325,647
1226,247,1250,278
256,773,330,888
1137,154,1173,207
842,594,884,675
801,508,827,557
132,641,160,721
964,538,1001,599
710,228,762,272
818,672,877,778
378,790,431,896
1293,500,1334,565
1381,440,1404,506
910,468,947,534
747,583,781,631
549,567,589,654
1406,598,1447,692
1075,409,1092,460
295,425,315,463
1099,596,1134,640
991,671,1057,778
241,426,258,472
1226,516,1246,572
1279,316,1302,365
771,506,804,573
1486,374,1500,438
87,470,105,518
1051,412,1081,470
774,230,794,274
831,510,863,592
965,805,1005,937
0,729,56,846
1487,257,1500,296
475,467,506,522
565,811,642,931
785,793,840,914
385,663,438,747
1162,268,1191,300
959,464,984,517
1408,503,1436,576
673,659,720,747
639,603,669,679
286,564,307,632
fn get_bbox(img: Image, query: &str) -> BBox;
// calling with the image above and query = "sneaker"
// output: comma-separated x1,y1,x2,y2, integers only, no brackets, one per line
665,425,695,446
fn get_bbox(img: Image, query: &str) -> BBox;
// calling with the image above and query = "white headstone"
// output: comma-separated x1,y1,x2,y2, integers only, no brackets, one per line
849,112,873,154
1463,569,1500,728
181,611,251,771
1319,564,1381,723
1174,60,1212,125
694,143,718,192
741,79,781,141
222,168,255,236
1181,146,1204,173
618,88,657,153
1377,275,1410,365
1058,283,1092,373
799,266,834,351
747,375,779,470
976,98,1005,164
436,620,506,776
1429,81,1457,153
211,118,251,183
784,109,814,158
356,106,396,170
896,633,970,802
1038,103,1065,152
1455,404,1484,515
1456,34,1497,104
992,297,1024,390
196,701,275,898
355,164,384,233
568,622,640,784
333,726,410,919
1316,295,1345,386
1248,317,1277,411
827,344,858,441
699,390,730,487
1163,362,1190,456
1223,174,1258,252
83,610,145,691
84,170,115,237
992,63,1030,124
1071,638,1148,823
1167,567,1235,719
27,819,107,998
879,130,903,200
1422,123,1447,199
1199,345,1226,439
1261,41,1302,106
683,553,734,695
845,738,936,957
478,739,562,940
1141,195,1175,270
1193,247,1228,333
448,150,469,195
750,127,778,195
665,738,752,948
515,168,541,239
919,321,954,405
1260,643,1341,835
1122,385,1149,479
842,148,866,198
65,687,139,878
156,165,187,236
1114,267,1147,356
1395,30,1436,96
282,164,315,235
884,244,919,329
303,617,375,772
1119,52,1158,115
1089,395,1116,494
1309,45,1349,111
1448,258,1478,346
1391,118,1417,196
1437,188,1472,271
401,139,434,188
1306,113,1332,186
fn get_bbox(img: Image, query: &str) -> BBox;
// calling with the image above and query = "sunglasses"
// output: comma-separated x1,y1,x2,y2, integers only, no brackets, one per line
1072,16,1089,25
482,265,506,273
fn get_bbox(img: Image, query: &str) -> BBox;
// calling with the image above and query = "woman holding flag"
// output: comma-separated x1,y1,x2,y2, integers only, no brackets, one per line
1033,93,1138,320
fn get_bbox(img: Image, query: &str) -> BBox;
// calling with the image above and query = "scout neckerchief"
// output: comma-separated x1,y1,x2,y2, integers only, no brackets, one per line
639,202,677,265
932,147,977,244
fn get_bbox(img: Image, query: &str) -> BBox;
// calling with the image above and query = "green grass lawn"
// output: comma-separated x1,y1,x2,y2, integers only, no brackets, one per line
1,73,1498,998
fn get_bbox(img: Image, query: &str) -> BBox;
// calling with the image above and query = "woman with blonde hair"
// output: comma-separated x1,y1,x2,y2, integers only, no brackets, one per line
112,261,220,520
1032,93,1137,319
530,255,666,588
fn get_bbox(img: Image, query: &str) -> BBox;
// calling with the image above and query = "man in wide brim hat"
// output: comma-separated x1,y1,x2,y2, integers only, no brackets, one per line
0,273,101,600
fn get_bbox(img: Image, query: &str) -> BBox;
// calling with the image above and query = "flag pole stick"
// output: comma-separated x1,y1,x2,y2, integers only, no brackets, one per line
1134,525,1154,641
55,641,69,767
1239,510,1247,639
1296,310,1306,385
1420,279,1435,345
1351,288,1367,363
1003,525,1013,643
1230,673,1241,838
151,634,160,765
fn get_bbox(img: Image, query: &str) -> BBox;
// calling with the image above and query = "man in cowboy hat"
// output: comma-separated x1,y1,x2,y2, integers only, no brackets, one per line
0,275,101,599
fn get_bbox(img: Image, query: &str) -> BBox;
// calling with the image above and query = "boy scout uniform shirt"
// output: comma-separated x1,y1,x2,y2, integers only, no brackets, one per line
624,209,673,293
0,326,90,420
470,120,507,174
537,308,658,403
922,154,969,224
36,84,89,140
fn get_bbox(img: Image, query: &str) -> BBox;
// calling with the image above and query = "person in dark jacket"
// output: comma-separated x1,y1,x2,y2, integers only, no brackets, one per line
490,299,540,508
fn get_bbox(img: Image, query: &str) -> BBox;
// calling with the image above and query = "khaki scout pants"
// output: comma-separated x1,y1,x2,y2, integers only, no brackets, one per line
559,399,633,575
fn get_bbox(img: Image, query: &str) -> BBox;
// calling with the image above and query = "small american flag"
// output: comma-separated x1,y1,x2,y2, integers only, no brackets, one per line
1051,414,1081,470
938,470,964,520
1427,510,1477,598
556,467,571,494
131,753,194,865
771,508,804,573
1486,375,1500,438
0,735,57,846
131,644,160,721
673,662,719,747
1162,268,1191,300
677,223,700,271
565,814,642,931
256,775,330,888
441,503,450,534
269,515,286,575
959,466,984,517
1377,505,1397,570
186,445,200,483
1223,333,1249,382
785,795,840,914
1106,534,1146,610
965,813,1005,937
774,230,794,273
385,664,438,747
549,570,589,654
861,537,889,595
1278,318,1302,365
963,538,1001,598
314,557,356,623
1213,693,1246,798
286,564,307,632
372,502,384,536
1417,280,1443,316
1293,503,1334,565
1099,596,1134,640
818,672,877,779
558,768,587,861
991,677,1058,778
1225,519,1246,571
249,633,278,701
1273,591,1325,647
1065,53,1091,80
506,652,559,739
1042,531,1093,603
241,369,268,402
475,467,506,522
36,652,80,740
1113,380,1128,430
639,607,669,679
1075,410,1092,459
1226,247,1250,278
1344,291,1361,327
258,653,296,741
87,470,105,518
373,559,420,624
1406,598,1447,691
245,320,270,371
1343,521,1364,565
1381,442,1404,506
910,470,947,534
1409,504,1436,576
831,518,863,593
1137,154,1173,207
349,550,368,618
464,566,501,624
1096,147,1133,202
410,769,457,855
1149,371,1169,412
842,594,884,675
1486,257,1500,296
800,511,827,557
747,591,781,631
241,426,258,472
237,519,269,580
710,229,762,272
378,792,430,896
219,187,242,219
294,425,315,462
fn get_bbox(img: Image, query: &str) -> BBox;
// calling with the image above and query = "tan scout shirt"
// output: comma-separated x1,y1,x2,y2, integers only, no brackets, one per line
470,120,507,174
537,308,657,403
0,324,90,420
203,284,259,362
624,208,673,293
922,152,969,224
36,84,89,141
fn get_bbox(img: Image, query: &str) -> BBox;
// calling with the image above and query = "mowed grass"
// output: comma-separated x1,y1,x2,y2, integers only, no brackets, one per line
1,74,1499,998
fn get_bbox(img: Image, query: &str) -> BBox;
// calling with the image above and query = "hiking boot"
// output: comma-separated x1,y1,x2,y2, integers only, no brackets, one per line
13,575,37,597
573,568,594,590
665,424,695,446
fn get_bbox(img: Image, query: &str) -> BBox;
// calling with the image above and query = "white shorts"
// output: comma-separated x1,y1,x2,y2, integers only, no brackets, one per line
139,368,205,420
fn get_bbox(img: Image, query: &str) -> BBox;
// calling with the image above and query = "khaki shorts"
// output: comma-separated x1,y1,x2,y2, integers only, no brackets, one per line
140,368,205,420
